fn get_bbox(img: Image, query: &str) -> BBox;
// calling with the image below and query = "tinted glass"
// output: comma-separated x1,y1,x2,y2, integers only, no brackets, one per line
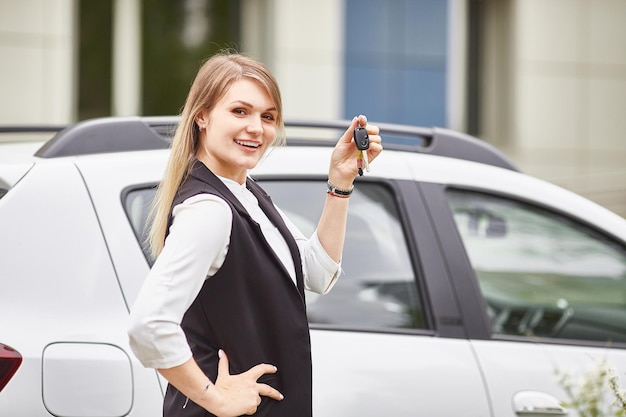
124,187,155,262
261,180,423,330
446,189,626,343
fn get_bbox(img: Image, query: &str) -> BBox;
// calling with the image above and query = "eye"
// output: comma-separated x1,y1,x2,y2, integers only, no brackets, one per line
262,113,276,122
233,108,246,115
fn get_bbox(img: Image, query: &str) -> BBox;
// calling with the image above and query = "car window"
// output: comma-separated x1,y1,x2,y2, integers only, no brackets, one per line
124,180,425,331
123,187,155,262
261,180,424,330
446,188,626,343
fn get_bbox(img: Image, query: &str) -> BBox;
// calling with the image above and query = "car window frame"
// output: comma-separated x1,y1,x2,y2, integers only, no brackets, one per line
254,174,440,336
120,182,158,266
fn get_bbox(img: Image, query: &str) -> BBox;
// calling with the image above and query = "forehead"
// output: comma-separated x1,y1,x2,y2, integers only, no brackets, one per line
220,78,274,108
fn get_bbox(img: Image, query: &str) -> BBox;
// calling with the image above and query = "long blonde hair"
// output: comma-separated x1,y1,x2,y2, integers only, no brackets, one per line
148,52,285,258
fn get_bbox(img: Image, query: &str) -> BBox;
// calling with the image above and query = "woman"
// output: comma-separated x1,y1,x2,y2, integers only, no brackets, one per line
128,51,382,417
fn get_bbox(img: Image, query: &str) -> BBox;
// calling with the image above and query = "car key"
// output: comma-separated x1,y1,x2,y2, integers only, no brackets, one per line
354,126,369,151
354,126,370,176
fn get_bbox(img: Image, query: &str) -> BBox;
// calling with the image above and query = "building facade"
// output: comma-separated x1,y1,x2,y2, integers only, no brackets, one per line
1,0,625,216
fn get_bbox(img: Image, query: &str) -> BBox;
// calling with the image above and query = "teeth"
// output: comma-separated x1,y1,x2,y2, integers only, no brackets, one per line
236,140,260,148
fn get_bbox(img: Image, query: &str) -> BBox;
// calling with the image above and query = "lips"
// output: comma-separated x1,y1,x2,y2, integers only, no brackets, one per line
235,139,260,149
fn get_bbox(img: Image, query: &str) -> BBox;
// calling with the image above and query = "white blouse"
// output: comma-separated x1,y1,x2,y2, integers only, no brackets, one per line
128,176,341,369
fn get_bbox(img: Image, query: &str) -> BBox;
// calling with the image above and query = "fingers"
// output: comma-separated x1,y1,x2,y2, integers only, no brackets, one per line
258,383,284,401
354,115,381,151
245,397,262,416
243,383,283,415
245,364,283,402
338,116,362,145
247,362,278,380
328,114,382,182
357,117,382,162
221,354,284,399
356,114,380,142
366,136,383,164
357,116,382,164
217,349,230,378
211,353,284,416
343,114,380,146
218,349,279,386
366,123,380,137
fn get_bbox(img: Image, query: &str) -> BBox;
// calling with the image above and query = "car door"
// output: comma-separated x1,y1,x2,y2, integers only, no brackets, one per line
422,182,626,417
258,177,491,417
118,174,492,416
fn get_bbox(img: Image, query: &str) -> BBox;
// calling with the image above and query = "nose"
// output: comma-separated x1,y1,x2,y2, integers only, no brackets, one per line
246,117,263,135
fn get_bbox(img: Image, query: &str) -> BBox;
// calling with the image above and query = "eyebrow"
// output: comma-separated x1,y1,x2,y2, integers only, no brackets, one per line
230,100,277,112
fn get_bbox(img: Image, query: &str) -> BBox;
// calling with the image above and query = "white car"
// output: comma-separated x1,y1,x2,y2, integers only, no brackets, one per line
2,117,626,417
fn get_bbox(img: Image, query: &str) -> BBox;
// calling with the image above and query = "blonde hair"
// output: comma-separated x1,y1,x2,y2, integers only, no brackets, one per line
148,52,285,258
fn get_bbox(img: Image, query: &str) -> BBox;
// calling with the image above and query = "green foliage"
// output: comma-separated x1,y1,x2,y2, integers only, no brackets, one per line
78,0,241,119
556,360,626,417
142,0,241,115
78,0,113,120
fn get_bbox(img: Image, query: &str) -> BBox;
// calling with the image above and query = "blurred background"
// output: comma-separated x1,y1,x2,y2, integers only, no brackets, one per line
0,0,624,216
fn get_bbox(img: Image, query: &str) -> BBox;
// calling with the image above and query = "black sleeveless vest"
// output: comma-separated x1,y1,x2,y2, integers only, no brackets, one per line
162,160,312,417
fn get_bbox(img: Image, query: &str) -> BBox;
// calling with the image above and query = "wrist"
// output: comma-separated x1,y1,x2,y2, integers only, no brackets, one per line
327,174,354,191
187,379,215,411
327,180,353,198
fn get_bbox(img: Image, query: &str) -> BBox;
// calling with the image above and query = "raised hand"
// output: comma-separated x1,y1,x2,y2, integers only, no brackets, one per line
329,115,382,188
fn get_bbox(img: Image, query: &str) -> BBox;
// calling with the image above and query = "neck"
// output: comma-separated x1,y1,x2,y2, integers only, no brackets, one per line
195,154,247,185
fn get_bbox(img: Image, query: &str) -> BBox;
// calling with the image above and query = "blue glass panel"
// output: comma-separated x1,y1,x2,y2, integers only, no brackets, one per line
344,0,448,128
404,68,446,127
405,0,448,56
344,64,388,120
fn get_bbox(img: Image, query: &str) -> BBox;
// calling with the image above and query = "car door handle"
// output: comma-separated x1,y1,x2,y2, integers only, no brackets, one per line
513,391,568,416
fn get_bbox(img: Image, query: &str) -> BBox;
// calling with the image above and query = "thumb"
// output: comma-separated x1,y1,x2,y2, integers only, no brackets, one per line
339,116,363,145
217,349,230,378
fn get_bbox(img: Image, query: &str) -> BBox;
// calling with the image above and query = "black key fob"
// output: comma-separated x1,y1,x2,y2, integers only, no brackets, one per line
354,127,369,151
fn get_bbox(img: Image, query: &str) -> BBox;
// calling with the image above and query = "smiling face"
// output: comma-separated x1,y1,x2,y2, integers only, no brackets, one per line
195,78,278,184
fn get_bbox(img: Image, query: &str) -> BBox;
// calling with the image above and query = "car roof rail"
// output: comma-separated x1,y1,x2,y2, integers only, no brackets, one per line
34,116,177,158
285,119,519,172
33,116,518,172
0,126,65,133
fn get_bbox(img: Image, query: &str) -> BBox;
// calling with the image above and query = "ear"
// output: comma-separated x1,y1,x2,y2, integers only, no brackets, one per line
194,109,210,130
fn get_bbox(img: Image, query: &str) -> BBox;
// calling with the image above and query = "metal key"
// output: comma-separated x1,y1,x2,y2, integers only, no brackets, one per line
362,147,370,173
357,150,365,176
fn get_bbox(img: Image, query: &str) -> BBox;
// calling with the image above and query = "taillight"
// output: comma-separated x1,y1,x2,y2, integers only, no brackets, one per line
0,343,22,392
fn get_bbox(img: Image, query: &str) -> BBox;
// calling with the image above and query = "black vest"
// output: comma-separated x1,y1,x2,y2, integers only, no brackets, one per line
162,160,312,417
